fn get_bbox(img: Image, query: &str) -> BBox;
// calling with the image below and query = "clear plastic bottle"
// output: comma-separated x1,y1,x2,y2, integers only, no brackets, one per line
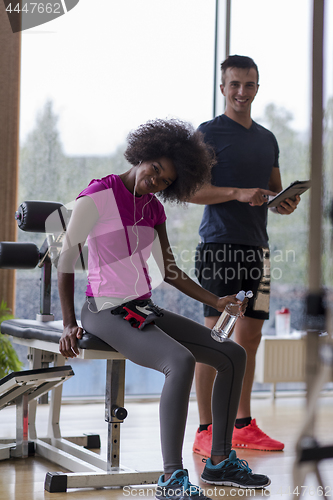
211,290,253,343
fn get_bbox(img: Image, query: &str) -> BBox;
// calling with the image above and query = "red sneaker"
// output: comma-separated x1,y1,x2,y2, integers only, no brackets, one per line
232,419,284,451
192,425,212,457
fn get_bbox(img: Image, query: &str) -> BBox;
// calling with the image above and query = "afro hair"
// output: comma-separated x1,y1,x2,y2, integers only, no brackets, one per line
124,118,215,203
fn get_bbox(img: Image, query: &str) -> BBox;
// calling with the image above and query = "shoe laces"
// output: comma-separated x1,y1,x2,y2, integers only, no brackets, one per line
250,420,270,439
170,471,202,496
228,455,253,474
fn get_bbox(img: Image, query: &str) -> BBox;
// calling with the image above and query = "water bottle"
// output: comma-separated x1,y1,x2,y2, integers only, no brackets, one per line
211,290,253,343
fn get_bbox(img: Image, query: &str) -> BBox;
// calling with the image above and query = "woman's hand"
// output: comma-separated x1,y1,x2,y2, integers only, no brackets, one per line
59,324,83,358
216,295,248,317
239,297,248,317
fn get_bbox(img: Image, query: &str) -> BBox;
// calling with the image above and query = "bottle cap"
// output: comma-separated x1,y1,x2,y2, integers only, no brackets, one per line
235,290,253,301
235,290,246,301
276,307,290,314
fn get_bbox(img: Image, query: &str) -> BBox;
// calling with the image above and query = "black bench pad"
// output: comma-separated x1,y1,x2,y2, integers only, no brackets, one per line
0,319,117,352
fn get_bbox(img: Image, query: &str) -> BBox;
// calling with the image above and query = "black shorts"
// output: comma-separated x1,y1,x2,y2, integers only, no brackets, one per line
195,242,270,319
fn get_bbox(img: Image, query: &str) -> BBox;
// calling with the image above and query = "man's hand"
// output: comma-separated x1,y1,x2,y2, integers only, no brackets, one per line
59,324,83,358
235,187,277,206
276,194,301,214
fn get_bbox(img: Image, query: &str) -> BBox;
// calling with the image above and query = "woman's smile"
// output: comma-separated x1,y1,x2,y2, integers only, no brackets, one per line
135,157,177,195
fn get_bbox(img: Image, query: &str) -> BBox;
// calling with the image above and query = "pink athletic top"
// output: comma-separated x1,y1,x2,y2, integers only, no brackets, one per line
78,174,166,300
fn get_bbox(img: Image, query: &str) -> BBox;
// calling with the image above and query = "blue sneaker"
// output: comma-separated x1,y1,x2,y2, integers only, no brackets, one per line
201,451,271,489
156,469,211,500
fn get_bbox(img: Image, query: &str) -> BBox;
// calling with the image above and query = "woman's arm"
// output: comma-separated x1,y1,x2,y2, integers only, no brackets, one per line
57,196,99,358
153,223,241,313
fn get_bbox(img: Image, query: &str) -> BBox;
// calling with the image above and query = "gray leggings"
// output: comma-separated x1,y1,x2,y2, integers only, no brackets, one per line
81,299,246,473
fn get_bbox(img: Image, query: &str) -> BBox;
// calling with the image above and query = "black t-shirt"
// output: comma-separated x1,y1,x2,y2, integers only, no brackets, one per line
198,114,279,247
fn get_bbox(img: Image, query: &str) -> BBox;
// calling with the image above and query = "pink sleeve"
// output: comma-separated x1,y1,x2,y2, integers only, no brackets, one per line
153,198,167,226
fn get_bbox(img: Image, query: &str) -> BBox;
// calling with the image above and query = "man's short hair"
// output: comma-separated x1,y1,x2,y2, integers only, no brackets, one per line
221,55,259,85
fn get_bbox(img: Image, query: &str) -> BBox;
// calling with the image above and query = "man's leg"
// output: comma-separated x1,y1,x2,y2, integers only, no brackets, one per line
195,316,263,423
234,316,263,419
195,316,219,426
193,316,221,457
194,314,284,453
231,315,284,451
195,316,262,426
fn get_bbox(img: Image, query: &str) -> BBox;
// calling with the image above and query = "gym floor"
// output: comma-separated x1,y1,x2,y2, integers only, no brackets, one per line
0,394,332,499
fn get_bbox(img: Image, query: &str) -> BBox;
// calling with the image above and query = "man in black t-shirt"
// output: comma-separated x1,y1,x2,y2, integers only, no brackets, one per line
190,55,300,455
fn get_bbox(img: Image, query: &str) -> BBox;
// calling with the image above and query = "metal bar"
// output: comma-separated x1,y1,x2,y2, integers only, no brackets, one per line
213,0,219,117
107,423,120,469
66,469,162,489
35,439,103,473
40,258,52,315
28,347,41,440
13,394,29,458
105,359,126,469
27,380,67,404
213,0,232,117
47,354,65,439
45,468,162,492
47,438,108,471
11,336,125,359
305,0,325,429
309,0,324,294
299,445,333,462
0,384,28,408
225,0,231,59
0,445,12,460
293,4,327,493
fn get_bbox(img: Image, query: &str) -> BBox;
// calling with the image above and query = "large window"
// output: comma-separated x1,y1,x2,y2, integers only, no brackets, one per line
230,0,313,331
17,0,217,396
16,0,332,396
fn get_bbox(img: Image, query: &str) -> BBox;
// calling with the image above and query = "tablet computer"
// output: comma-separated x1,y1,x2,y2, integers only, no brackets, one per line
267,180,311,208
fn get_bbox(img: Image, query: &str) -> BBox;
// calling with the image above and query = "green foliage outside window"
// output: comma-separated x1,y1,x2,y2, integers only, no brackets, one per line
0,301,23,379
18,99,333,289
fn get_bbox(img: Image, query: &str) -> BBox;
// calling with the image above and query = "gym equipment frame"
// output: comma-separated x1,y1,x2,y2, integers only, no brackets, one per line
0,200,162,493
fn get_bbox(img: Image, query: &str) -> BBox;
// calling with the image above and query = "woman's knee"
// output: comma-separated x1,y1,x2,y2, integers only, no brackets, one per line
164,348,196,378
233,342,247,370
224,341,247,372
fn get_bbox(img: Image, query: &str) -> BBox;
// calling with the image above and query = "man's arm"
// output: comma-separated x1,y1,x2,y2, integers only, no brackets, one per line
268,166,283,193
189,183,277,206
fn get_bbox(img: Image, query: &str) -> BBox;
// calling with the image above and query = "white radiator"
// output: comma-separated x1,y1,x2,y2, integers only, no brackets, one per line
255,336,307,384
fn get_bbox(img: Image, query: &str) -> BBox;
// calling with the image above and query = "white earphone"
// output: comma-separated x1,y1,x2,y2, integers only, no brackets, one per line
88,170,153,313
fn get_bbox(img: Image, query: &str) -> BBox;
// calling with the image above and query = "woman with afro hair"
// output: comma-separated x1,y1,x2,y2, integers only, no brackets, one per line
58,118,270,499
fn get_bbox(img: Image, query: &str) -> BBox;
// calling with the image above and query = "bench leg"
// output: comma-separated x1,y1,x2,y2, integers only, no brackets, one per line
28,347,41,440
44,357,162,492
48,354,65,440
10,394,29,458
1,343,162,489
105,359,126,469
28,347,55,439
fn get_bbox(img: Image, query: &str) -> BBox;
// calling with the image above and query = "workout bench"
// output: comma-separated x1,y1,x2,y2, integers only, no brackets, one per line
0,200,162,492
